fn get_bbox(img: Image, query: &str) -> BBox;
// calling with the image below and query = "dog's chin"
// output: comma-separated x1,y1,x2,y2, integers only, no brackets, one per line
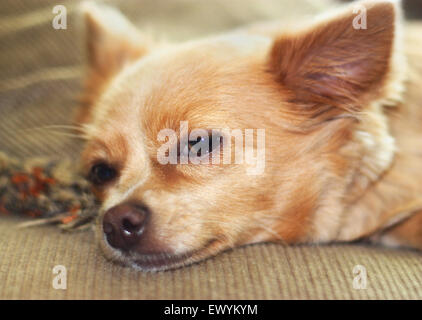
103,239,225,272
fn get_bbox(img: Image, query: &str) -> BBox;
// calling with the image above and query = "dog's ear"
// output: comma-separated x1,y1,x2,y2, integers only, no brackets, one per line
77,2,153,124
269,1,398,115
81,2,151,78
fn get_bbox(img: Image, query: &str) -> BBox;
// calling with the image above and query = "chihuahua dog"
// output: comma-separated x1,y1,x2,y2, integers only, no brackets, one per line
77,0,422,271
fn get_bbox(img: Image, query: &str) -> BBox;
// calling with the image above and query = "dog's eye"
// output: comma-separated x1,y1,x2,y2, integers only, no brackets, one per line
89,163,117,185
188,137,204,156
188,133,222,157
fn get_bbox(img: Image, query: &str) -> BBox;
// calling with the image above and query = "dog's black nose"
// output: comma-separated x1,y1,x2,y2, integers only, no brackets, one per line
102,204,149,251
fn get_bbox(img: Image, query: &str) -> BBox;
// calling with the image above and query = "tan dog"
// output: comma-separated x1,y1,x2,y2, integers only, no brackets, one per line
77,0,422,271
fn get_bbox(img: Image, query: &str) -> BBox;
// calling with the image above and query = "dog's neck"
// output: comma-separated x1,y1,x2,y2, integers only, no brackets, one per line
310,26,422,243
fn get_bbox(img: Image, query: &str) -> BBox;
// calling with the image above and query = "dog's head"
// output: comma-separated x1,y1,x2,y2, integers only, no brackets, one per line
78,1,403,271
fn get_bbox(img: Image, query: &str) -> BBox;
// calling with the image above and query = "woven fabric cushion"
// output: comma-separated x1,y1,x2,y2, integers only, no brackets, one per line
1,0,421,299
2,216,422,299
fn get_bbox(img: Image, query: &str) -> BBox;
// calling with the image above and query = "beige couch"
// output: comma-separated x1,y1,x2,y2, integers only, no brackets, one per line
1,0,421,299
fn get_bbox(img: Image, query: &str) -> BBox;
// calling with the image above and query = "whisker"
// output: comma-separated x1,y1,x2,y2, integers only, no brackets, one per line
30,128,88,140
45,131,88,140
19,125,89,140
22,124,88,133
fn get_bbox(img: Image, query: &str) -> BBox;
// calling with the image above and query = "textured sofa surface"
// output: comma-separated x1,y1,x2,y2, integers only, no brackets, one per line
2,216,422,299
1,0,422,299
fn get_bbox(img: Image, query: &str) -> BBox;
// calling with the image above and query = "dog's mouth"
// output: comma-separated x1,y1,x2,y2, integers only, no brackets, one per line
123,239,224,272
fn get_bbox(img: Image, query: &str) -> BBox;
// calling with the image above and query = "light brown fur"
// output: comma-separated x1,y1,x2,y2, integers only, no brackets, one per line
77,1,422,271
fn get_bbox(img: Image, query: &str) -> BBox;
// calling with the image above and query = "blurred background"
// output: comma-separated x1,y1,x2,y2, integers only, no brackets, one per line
341,0,422,19
0,0,421,160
